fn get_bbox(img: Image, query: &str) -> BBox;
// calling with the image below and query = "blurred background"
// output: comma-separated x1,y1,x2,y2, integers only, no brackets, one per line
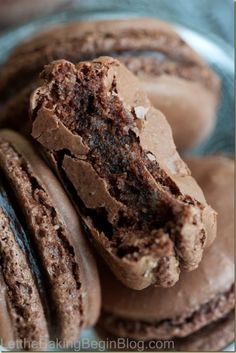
0,0,233,46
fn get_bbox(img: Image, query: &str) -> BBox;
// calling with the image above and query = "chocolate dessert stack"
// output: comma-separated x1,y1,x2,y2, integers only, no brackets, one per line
0,17,234,352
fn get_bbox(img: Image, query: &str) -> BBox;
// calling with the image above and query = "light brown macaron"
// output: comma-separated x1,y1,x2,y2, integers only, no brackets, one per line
30,57,216,290
0,129,101,350
0,18,220,150
98,156,234,351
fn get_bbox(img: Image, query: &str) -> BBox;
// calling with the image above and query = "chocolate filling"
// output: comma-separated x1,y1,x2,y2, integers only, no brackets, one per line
33,60,206,286
116,52,218,92
0,177,48,348
0,139,83,342
100,285,234,340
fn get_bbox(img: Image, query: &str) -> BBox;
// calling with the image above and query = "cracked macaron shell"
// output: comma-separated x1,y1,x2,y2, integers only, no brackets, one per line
0,129,101,347
30,57,217,290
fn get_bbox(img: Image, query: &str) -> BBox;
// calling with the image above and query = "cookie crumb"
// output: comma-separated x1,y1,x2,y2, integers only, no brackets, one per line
134,106,149,119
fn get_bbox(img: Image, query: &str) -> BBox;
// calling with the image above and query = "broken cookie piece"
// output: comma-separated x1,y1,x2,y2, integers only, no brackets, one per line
30,57,216,290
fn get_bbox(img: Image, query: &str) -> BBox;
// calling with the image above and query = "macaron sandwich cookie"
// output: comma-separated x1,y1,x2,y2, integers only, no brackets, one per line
0,130,101,350
30,57,216,290
99,156,234,351
0,18,220,150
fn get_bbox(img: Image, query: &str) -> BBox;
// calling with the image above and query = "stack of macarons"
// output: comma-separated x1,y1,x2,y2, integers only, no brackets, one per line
0,130,101,350
0,17,234,352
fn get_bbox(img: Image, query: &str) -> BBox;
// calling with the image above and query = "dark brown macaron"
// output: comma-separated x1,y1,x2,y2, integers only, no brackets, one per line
0,129,101,350
0,18,220,150
30,57,216,290
98,156,234,350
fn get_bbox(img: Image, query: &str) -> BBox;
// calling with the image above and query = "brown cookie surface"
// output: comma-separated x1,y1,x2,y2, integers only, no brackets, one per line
30,57,216,290
174,311,234,352
0,178,48,350
97,311,234,351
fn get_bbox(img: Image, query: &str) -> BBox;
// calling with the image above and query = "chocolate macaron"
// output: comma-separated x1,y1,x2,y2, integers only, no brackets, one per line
0,130,101,350
0,178,48,350
0,18,220,150
98,156,234,351
30,57,216,289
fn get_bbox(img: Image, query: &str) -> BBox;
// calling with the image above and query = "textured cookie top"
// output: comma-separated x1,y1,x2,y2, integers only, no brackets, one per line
30,57,216,289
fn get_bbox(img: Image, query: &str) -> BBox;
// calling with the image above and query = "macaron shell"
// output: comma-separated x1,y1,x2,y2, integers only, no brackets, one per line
138,106,216,248
1,18,203,66
0,273,15,348
0,129,101,328
175,311,234,351
97,311,234,351
0,187,49,350
100,157,233,321
0,17,199,100
0,129,101,343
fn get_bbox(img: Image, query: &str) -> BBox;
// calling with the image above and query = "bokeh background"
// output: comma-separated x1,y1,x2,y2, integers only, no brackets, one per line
0,0,233,46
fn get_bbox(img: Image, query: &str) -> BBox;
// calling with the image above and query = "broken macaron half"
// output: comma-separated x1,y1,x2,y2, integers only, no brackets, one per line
30,57,217,290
